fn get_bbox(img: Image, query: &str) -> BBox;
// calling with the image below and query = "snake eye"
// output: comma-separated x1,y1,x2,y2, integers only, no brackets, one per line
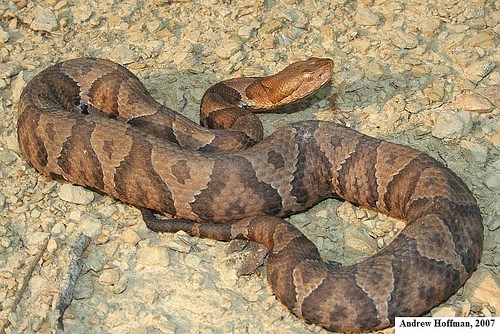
302,72,313,79
306,59,318,68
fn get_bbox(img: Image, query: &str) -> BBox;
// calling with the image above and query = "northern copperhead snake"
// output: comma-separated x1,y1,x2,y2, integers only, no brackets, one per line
17,58,483,332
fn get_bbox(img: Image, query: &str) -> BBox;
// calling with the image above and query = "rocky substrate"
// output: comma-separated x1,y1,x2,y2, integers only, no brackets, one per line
0,0,499,333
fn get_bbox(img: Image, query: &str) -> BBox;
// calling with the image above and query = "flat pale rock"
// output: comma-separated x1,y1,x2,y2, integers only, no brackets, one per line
30,7,58,32
58,184,95,205
0,63,21,78
98,269,121,286
432,111,472,139
457,93,494,113
120,228,141,245
137,245,169,267
462,267,500,312
478,84,500,108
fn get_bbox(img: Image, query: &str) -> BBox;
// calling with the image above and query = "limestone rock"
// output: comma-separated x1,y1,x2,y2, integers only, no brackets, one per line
120,228,141,245
0,63,21,78
432,111,472,139
462,267,500,313
30,7,58,32
137,246,169,267
457,93,494,113
98,269,121,286
58,184,95,205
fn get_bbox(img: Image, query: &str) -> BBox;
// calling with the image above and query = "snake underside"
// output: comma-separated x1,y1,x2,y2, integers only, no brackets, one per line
17,58,483,332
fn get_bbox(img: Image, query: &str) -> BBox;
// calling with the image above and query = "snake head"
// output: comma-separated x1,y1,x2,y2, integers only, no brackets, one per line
253,57,334,107
283,57,334,88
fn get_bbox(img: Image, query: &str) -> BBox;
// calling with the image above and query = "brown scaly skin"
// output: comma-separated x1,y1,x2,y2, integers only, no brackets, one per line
17,58,483,332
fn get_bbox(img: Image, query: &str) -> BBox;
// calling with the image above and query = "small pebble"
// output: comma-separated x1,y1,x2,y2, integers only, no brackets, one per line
58,184,95,205
47,238,58,252
120,228,141,245
108,44,136,64
0,63,21,78
112,276,128,294
344,228,377,258
168,238,192,254
214,40,241,60
460,300,471,316
354,7,381,26
0,26,9,43
465,61,496,84
259,18,283,34
137,246,169,267
81,216,102,237
462,267,500,313
484,171,500,190
238,25,255,40
184,253,203,268
51,222,66,234
7,259,21,271
391,31,420,49
105,242,119,257
98,269,121,286
26,232,49,248
477,84,500,108
460,140,488,164
71,3,92,23
432,111,472,139
457,93,494,113
1,238,12,248
30,7,58,32
431,305,459,317
95,235,110,244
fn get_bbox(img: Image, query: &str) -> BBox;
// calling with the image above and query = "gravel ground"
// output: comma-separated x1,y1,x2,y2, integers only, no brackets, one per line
1,1,499,333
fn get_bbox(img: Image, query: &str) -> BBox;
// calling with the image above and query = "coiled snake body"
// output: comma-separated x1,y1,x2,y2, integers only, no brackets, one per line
17,58,483,332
